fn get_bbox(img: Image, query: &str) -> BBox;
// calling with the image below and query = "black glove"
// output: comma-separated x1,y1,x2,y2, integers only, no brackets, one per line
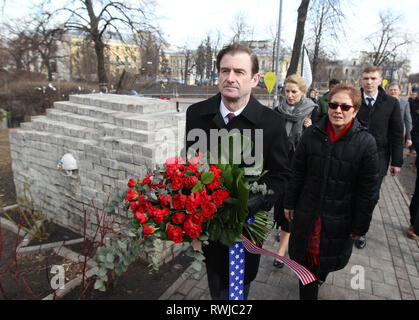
247,191,276,218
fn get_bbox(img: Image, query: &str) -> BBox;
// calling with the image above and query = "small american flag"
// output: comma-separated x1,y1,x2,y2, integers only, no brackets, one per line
229,242,245,300
240,234,317,285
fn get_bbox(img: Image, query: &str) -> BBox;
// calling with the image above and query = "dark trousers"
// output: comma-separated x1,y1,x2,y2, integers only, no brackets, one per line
362,174,385,238
409,170,419,234
206,264,250,300
298,270,329,300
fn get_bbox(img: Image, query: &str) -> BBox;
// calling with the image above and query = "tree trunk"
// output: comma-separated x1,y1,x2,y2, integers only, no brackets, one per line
94,38,108,92
286,0,310,77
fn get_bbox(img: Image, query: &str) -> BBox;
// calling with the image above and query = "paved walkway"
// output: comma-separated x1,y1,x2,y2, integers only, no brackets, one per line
159,174,419,300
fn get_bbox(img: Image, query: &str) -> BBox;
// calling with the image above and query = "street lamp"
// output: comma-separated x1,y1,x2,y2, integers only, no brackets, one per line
273,0,283,108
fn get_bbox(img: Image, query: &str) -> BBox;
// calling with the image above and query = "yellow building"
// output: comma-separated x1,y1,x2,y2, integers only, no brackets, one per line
56,34,142,83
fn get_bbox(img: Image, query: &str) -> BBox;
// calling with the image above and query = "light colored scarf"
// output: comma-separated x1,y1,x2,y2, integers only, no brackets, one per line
276,96,317,151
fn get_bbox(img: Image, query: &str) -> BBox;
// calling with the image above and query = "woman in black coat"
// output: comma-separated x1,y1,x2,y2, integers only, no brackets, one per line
284,84,379,300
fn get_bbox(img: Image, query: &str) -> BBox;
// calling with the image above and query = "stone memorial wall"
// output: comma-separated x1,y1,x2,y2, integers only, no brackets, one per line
8,93,187,263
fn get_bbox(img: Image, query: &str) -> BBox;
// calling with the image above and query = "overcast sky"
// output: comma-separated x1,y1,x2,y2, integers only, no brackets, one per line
2,0,419,73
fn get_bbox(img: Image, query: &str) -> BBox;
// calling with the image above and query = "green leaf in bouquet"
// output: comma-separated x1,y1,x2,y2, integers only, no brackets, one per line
220,165,233,189
200,171,214,184
191,181,203,193
222,197,241,206
184,170,196,177
130,217,141,229
197,233,209,241
220,229,235,248
207,219,222,241
235,171,250,222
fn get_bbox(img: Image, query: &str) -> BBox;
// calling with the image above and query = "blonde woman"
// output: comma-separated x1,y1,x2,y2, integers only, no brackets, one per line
272,74,320,268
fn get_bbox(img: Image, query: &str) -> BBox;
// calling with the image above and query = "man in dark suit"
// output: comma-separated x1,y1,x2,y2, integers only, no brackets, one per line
355,66,404,249
185,43,291,299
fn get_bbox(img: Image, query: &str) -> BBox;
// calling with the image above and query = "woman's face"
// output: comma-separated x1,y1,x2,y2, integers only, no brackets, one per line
328,91,358,132
285,83,305,106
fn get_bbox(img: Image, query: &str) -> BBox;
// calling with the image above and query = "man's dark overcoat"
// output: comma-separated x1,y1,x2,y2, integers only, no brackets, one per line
356,86,404,177
185,93,291,289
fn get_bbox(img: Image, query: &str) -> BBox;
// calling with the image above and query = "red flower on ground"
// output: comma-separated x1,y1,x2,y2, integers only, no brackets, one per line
167,224,184,243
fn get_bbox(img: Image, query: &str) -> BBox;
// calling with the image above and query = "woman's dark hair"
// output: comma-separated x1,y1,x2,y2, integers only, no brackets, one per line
216,43,259,75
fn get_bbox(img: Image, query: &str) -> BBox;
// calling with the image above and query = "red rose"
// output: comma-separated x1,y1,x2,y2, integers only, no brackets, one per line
127,178,138,188
201,201,216,219
185,193,198,213
135,210,148,224
172,194,186,210
159,194,171,207
171,175,183,190
171,211,186,224
142,224,155,237
152,207,169,223
125,188,138,202
190,212,205,225
183,176,198,189
209,165,222,178
211,189,230,206
197,189,210,206
183,216,202,239
142,173,152,186
130,200,138,213
207,176,221,190
167,224,183,243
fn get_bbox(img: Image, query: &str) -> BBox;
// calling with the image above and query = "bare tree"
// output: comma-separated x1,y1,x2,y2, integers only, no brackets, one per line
182,48,196,85
140,33,160,80
230,12,252,44
195,42,206,85
2,20,38,72
30,12,66,81
366,10,412,67
47,0,159,91
306,0,346,84
286,0,310,77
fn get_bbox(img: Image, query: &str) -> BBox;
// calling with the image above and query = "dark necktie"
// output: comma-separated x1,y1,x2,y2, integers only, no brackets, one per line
367,97,373,107
227,112,235,122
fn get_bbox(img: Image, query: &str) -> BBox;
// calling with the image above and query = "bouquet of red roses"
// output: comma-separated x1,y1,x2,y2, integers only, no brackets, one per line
94,145,273,291
125,152,231,245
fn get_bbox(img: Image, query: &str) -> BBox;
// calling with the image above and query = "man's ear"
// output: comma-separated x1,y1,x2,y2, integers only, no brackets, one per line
251,73,261,88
